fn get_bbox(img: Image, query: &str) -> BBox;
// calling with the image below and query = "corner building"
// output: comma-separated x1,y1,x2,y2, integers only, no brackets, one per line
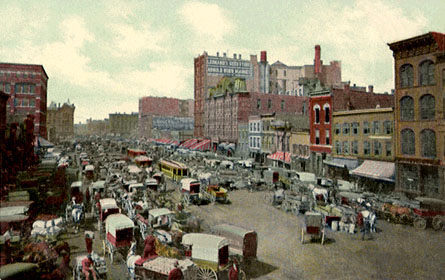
388,32,445,199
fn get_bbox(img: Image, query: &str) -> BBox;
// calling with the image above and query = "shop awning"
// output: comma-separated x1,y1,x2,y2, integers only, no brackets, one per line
180,139,198,148
323,158,359,170
350,160,395,183
190,139,211,151
267,151,291,163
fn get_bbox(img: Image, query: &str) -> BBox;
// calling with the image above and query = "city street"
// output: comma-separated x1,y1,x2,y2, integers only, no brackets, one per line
188,189,445,280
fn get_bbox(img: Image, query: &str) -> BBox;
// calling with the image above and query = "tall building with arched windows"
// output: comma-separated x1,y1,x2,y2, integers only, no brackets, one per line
388,32,445,199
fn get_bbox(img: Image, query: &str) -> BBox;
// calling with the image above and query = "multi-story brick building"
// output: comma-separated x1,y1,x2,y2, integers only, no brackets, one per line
332,108,395,190
270,45,342,96
309,82,394,176
205,77,309,148
47,101,75,143
0,63,48,138
138,96,194,139
0,90,9,185
109,112,138,137
86,118,109,136
388,32,445,199
194,51,271,137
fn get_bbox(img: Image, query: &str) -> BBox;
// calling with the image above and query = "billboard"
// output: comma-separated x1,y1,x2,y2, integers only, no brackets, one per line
207,56,253,78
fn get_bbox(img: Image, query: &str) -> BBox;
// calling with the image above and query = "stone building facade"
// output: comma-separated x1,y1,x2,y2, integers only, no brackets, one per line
109,112,138,137
0,63,48,138
388,31,445,199
47,101,75,143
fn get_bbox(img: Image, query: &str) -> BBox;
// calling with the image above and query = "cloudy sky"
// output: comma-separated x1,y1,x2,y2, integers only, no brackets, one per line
1,0,444,123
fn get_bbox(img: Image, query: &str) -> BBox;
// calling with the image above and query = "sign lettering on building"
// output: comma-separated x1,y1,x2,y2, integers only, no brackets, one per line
207,56,253,78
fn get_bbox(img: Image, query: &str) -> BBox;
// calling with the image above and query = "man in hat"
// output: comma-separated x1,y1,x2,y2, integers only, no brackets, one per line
168,260,183,280
228,258,239,280
81,255,97,280
84,231,94,254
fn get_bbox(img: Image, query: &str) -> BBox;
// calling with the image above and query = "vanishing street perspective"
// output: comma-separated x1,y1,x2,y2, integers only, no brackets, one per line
1,1,444,280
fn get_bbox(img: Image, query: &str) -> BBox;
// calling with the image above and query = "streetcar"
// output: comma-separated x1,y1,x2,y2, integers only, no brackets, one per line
158,159,188,181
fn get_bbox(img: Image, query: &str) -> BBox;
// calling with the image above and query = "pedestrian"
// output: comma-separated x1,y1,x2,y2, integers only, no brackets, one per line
228,258,239,280
356,212,364,238
168,261,183,280
81,255,97,280
85,231,94,254
143,233,157,259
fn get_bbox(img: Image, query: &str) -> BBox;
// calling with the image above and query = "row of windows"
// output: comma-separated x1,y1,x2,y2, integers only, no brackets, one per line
1,83,11,93
14,98,36,107
249,137,261,148
334,120,392,136
249,122,261,132
335,140,392,157
0,71,39,79
314,129,330,145
401,129,436,158
400,94,435,121
400,60,434,88
257,98,285,110
313,105,330,124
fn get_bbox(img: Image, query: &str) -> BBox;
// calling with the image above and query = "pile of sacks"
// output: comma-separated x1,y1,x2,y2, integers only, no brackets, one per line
31,217,64,239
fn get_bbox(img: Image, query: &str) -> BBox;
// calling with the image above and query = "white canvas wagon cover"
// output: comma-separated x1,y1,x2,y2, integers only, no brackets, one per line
149,208,172,218
85,165,95,171
0,206,29,217
180,178,200,192
100,198,119,210
182,233,229,264
71,181,83,188
105,214,134,237
127,165,142,174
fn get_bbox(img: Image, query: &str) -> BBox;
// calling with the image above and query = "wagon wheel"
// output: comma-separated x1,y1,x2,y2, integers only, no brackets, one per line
300,228,304,244
432,216,445,231
282,201,290,212
239,269,247,280
400,214,411,225
196,266,218,280
413,217,427,230
292,206,299,216
263,192,273,204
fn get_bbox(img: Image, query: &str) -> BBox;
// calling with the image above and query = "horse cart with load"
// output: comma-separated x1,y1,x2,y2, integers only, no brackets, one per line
97,198,120,232
103,213,134,263
301,212,326,245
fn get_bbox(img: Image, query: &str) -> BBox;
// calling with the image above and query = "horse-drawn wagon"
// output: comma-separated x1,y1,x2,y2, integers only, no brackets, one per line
301,212,325,245
72,252,107,280
103,213,134,263
180,178,202,206
412,197,445,231
97,198,120,232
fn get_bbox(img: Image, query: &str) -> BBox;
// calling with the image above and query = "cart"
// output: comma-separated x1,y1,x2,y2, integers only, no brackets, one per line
281,192,312,215
204,185,228,204
180,178,202,206
98,198,120,233
103,213,134,263
301,212,325,245
182,233,246,280
263,188,285,205
144,178,159,192
137,208,173,240
70,181,84,204
412,197,445,231
73,252,107,280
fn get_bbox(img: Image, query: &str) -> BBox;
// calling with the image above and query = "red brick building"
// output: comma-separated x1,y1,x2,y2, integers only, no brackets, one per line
138,96,194,139
0,63,48,138
0,90,9,186
309,83,394,176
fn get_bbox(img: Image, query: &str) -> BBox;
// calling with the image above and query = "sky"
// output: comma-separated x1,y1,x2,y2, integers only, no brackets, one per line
1,0,444,123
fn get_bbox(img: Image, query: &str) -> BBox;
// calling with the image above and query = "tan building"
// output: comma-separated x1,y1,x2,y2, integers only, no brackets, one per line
388,32,445,199
46,101,75,143
86,118,109,136
290,130,310,171
109,112,138,137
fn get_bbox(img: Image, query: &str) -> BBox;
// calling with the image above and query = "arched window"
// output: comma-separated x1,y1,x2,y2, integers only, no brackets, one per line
401,129,415,155
419,60,435,86
420,129,436,158
420,94,435,120
400,64,413,87
400,96,414,121
313,104,320,124
323,103,330,123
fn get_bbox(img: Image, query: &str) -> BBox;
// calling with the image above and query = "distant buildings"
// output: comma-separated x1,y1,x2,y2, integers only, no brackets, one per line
109,112,138,137
47,100,75,143
388,31,445,199
138,96,194,139
0,63,48,138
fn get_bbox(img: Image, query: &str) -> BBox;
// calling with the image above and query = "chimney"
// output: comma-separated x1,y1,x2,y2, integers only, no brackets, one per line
217,52,219,57
368,85,374,93
238,54,241,60
314,45,321,74
260,51,267,63
233,53,237,59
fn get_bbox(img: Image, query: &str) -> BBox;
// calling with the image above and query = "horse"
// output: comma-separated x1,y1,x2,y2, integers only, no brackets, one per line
361,209,377,233
126,241,141,280
309,184,329,203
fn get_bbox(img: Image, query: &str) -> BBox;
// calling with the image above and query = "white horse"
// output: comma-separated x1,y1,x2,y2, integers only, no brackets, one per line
309,184,329,203
126,241,141,280
361,209,377,233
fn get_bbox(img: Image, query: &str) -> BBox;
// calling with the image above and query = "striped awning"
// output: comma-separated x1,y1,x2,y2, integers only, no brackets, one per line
350,160,395,183
267,151,292,163
190,139,211,151
180,139,198,148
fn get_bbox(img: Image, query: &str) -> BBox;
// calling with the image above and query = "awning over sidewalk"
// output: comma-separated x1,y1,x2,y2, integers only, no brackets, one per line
350,160,395,183
189,139,211,151
323,158,359,170
267,151,291,163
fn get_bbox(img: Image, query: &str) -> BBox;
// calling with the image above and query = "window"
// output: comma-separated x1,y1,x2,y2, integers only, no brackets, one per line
420,94,435,120
324,106,330,123
5,84,10,93
343,141,349,154
335,124,341,135
352,122,359,135
257,99,261,109
302,101,307,115
386,142,392,157
374,141,382,156
363,121,370,135
22,98,29,107
335,141,341,154
400,96,414,121
352,141,358,155
31,85,36,93
383,121,392,134
281,100,285,110
284,70,286,77
420,129,436,158
364,141,370,155
401,129,415,155
419,60,434,86
325,130,330,145
313,105,320,123
342,123,350,135
268,99,272,109
315,129,320,144
372,121,380,135
250,123,252,131
400,64,414,87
